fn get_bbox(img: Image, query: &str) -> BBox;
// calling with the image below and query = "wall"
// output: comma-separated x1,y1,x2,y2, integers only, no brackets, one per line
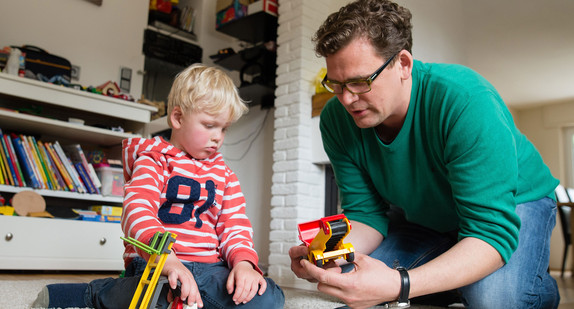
0,0,148,98
514,100,574,270
0,0,276,270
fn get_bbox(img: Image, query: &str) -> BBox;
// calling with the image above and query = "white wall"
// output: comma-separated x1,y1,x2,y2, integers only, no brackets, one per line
0,0,276,269
0,0,148,98
464,0,574,106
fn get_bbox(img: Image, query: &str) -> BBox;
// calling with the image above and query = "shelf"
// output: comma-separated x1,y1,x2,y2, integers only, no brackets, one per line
0,74,156,124
239,83,275,108
147,22,197,43
216,11,278,44
214,44,276,72
0,109,139,146
0,185,123,203
147,116,170,136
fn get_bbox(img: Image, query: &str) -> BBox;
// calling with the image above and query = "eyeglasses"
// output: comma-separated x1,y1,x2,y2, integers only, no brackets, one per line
321,52,398,94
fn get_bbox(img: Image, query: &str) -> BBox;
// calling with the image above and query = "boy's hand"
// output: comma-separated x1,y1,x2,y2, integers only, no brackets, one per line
226,261,267,305
162,251,203,308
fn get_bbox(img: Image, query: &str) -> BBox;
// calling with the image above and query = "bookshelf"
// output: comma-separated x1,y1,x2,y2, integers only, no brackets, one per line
0,74,156,270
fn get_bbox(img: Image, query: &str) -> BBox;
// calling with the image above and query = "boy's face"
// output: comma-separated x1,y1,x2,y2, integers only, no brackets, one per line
170,106,231,159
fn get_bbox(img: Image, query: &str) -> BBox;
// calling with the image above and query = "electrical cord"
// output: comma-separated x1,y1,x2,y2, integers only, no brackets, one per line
224,108,271,161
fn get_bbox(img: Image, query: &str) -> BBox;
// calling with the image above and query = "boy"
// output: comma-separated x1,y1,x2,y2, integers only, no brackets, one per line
33,64,285,308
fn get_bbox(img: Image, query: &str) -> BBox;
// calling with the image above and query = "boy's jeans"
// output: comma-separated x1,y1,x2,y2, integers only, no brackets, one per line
86,259,285,309
353,197,560,309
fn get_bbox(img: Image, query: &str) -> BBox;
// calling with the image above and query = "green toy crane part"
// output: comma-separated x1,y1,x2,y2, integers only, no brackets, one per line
121,231,180,309
298,214,355,267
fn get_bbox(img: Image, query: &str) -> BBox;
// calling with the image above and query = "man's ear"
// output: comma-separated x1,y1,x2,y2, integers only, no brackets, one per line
170,106,183,129
397,50,413,80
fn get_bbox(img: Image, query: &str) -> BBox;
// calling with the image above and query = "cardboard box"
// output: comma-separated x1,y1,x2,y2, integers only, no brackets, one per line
95,166,124,197
248,0,278,16
90,205,123,217
216,0,252,29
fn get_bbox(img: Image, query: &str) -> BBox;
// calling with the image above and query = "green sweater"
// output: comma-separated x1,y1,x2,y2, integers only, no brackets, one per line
320,60,558,262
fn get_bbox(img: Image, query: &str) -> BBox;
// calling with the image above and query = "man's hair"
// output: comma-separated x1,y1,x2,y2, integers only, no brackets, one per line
167,63,248,127
313,0,412,61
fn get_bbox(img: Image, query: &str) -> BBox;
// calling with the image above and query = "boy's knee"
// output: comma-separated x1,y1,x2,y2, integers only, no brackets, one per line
254,278,285,309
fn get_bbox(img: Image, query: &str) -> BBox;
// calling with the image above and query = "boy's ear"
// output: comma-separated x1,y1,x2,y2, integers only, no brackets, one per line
170,106,183,128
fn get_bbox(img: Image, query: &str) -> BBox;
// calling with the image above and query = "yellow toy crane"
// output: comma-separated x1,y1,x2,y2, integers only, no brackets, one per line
298,214,355,267
121,231,177,309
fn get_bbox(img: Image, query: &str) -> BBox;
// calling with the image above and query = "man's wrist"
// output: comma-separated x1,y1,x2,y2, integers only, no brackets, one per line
389,267,410,308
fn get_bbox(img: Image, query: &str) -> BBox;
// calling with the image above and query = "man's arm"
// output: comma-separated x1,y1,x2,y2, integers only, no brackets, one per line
300,236,503,309
345,220,384,255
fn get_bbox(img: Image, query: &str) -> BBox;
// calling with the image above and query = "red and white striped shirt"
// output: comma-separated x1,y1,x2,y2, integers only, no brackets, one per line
121,137,260,272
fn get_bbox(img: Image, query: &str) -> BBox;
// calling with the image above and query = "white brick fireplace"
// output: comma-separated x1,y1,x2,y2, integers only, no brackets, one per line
267,0,340,287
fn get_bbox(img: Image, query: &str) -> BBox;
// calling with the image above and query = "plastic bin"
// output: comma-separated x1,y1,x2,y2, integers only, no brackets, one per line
95,166,124,197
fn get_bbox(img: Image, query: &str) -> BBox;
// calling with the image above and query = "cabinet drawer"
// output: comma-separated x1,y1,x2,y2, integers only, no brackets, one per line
0,216,125,270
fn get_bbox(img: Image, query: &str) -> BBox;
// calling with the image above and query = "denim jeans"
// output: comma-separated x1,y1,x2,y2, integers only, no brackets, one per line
346,197,560,309
85,258,285,309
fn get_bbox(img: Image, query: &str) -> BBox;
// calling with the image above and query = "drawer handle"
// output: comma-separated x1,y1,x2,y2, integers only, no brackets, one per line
100,237,107,245
5,233,13,241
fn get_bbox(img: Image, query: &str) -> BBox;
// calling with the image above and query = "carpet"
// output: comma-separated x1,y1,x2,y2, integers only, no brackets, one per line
0,278,448,308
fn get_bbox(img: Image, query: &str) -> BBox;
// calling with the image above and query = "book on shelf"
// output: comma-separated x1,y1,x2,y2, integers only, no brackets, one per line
27,135,52,189
11,136,42,189
0,129,18,187
64,144,101,194
4,133,26,187
38,141,66,191
75,162,97,194
0,128,115,196
44,142,75,192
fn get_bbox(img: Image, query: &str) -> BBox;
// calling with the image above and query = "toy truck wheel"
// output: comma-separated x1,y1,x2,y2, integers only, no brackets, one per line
316,259,324,268
346,252,355,263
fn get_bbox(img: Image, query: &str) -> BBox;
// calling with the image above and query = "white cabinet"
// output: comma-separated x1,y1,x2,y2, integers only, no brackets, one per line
1,216,125,270
0,74,156,270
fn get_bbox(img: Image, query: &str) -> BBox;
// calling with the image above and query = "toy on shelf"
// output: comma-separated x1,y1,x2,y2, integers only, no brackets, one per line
121,231,186,309
298,214,355,267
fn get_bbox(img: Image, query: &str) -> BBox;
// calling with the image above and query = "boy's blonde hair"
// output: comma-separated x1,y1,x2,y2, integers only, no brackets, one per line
167,63,248,127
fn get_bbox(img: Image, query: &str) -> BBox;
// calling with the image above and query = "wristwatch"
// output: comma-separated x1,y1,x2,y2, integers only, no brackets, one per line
388,267,410,308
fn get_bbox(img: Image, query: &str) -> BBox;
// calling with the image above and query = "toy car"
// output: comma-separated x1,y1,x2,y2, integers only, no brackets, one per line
298,214,355,267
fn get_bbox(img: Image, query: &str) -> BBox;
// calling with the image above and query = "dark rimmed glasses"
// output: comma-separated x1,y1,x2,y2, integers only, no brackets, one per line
321,52,398,94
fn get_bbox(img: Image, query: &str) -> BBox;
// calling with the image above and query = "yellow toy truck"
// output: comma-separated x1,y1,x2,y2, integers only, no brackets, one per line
298,214,355,267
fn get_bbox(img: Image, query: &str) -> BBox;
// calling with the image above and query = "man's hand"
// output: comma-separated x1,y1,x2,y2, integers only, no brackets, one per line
226,261,267,305
300,252,400,309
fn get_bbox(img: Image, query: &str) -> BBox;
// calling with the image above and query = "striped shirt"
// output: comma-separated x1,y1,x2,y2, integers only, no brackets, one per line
121,137,260,272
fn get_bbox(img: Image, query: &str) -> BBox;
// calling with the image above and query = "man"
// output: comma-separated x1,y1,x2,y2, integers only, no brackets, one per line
289,0,560,308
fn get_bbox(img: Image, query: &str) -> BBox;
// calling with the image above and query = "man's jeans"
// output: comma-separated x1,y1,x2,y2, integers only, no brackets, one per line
356,197,560,308
86,259,285,309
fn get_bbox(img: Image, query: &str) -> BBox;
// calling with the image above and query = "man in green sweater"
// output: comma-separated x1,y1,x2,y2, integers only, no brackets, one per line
289,0,560,308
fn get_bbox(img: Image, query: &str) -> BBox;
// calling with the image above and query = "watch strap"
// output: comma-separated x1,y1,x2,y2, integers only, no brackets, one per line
395,267,410,307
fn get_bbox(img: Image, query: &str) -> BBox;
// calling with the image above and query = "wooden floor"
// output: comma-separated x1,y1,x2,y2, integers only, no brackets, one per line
1,270,574,308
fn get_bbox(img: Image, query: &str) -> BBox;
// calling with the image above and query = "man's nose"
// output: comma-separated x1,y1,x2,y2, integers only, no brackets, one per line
338,87,358,106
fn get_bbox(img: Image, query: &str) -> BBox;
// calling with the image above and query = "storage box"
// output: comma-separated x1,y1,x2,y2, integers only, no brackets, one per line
95,166,124,197
90,205,123,216
216,0,251,29
248,0,278,17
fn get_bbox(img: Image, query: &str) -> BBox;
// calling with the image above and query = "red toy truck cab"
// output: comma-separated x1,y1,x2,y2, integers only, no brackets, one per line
298,214,355,267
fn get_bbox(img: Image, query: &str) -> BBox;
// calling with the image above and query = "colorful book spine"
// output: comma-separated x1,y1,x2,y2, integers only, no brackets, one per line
28,136,53,190
45,142,75,192
0,130,16,186
4,134,25,187
75,162,96,194
64,144,101,194
12,136,42,189
0,134,11,185
37,141,64,191
53,141,86,193
20,135,46,189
